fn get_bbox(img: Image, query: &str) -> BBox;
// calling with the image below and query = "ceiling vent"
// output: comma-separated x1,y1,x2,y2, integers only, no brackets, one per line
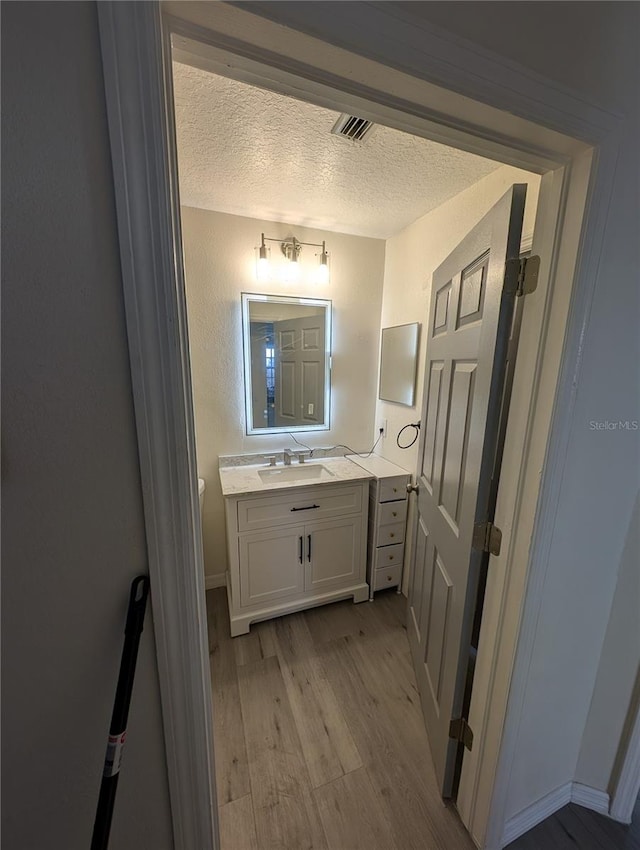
331,114,375,142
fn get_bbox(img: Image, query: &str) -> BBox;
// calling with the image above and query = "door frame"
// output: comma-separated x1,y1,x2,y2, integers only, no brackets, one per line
97,3,621,849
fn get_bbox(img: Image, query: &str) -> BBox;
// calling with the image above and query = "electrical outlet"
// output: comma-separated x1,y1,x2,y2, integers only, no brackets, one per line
379,420,388,438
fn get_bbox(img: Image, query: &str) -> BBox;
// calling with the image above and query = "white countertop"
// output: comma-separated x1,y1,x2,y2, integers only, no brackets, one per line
219,456,373,498
348,453,411,479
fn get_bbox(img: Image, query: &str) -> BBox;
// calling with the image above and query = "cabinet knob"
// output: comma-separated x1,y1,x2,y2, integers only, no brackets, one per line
390,533,395,538
388,555,394,561
387,575,393,582
392,487,397,493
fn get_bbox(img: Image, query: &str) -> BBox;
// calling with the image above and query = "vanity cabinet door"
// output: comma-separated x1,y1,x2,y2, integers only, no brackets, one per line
238,525,305,608
304,516,363,593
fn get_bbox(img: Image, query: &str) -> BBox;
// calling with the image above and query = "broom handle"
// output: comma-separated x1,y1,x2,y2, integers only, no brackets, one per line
91,575,150,850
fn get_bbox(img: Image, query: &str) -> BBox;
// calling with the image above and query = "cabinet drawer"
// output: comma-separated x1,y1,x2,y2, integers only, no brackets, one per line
372,543,404,570
378,476,408,503
372,563,402,591
238,484,362,532
375,521,405,547
378,500,407,527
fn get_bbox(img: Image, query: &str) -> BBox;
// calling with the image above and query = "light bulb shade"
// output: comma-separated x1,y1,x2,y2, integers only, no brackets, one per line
316,241,330,283
255,237,271,281
316,261,330,284
284,258,300,283
257,256,270,281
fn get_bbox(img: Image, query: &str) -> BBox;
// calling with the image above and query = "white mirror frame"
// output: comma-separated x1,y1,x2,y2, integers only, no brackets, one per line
241,292,332,435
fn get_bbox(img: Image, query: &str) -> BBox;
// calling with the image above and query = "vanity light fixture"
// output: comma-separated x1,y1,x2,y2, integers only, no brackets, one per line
255,232,330,284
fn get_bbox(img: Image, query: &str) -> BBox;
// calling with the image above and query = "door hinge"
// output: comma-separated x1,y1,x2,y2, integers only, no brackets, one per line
472,521,502,556
505,255,540,296
449,717,474,751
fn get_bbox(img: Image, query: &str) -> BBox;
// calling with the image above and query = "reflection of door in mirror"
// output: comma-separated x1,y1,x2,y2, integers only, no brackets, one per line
273,313,325,427
242,293,331,435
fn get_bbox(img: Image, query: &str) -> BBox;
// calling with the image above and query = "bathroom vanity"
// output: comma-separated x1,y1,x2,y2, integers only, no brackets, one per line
219,457,372,636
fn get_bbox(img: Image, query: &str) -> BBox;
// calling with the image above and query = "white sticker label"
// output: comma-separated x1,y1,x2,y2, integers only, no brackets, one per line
103,731,126,778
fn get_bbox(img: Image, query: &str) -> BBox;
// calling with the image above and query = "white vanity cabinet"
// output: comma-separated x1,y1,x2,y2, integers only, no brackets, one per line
350,455,411,599
223,479,370,636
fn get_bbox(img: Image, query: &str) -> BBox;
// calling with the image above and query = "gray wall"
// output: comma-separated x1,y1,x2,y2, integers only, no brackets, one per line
1,3,173,848
576,492,640,791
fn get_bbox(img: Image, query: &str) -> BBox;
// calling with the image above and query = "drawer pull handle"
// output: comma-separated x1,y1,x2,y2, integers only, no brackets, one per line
291,504,320,512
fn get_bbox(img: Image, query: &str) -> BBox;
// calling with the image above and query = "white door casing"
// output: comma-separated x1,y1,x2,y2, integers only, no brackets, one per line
409,185,527,796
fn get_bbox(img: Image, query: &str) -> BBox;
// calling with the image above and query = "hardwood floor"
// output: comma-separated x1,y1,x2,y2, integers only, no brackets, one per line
207,588,473,850
507,796,640,850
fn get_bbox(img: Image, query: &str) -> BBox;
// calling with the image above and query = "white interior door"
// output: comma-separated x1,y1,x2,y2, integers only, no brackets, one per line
273,314,325,427
408,185,527,796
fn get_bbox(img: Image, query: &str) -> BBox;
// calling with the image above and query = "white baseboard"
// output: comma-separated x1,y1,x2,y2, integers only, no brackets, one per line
502,782,573,846
571,782,610,815
204,573,226,590
502,781,611,846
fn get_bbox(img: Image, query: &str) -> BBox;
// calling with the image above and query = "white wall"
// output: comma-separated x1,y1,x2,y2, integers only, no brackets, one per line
242,0,640,827
181,207,385,579
1,4,173,849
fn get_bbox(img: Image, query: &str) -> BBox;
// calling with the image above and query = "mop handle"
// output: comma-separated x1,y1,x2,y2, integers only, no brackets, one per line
91,575,150,850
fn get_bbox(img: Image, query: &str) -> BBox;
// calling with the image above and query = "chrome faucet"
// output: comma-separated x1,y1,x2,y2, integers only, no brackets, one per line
283,448,295,466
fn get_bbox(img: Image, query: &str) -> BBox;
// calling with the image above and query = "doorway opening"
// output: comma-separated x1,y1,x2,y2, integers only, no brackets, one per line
97,4,611,848
170,28,540,848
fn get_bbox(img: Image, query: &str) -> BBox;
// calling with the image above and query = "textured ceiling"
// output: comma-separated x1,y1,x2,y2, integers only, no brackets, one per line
173,61,501,239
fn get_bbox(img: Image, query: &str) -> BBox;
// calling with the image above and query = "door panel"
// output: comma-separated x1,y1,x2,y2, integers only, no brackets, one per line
422,361,444,489
409,515,429,637
425,551,453,707
407,185,527,796
301,359,322,423
278,360,296,420
239,525,305,607
439,361,477,529
305,516,361,592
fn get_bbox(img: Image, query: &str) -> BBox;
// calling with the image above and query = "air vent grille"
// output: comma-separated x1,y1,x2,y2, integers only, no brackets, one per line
331,114,375,142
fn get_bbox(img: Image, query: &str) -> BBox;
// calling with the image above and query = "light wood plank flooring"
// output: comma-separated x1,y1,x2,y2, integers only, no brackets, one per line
207,588,473,850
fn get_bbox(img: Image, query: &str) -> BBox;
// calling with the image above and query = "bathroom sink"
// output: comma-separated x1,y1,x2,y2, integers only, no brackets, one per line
258,464,336,483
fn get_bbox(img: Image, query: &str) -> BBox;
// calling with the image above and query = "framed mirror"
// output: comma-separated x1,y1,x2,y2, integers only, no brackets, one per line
241,293,332,435
378,322,420,406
